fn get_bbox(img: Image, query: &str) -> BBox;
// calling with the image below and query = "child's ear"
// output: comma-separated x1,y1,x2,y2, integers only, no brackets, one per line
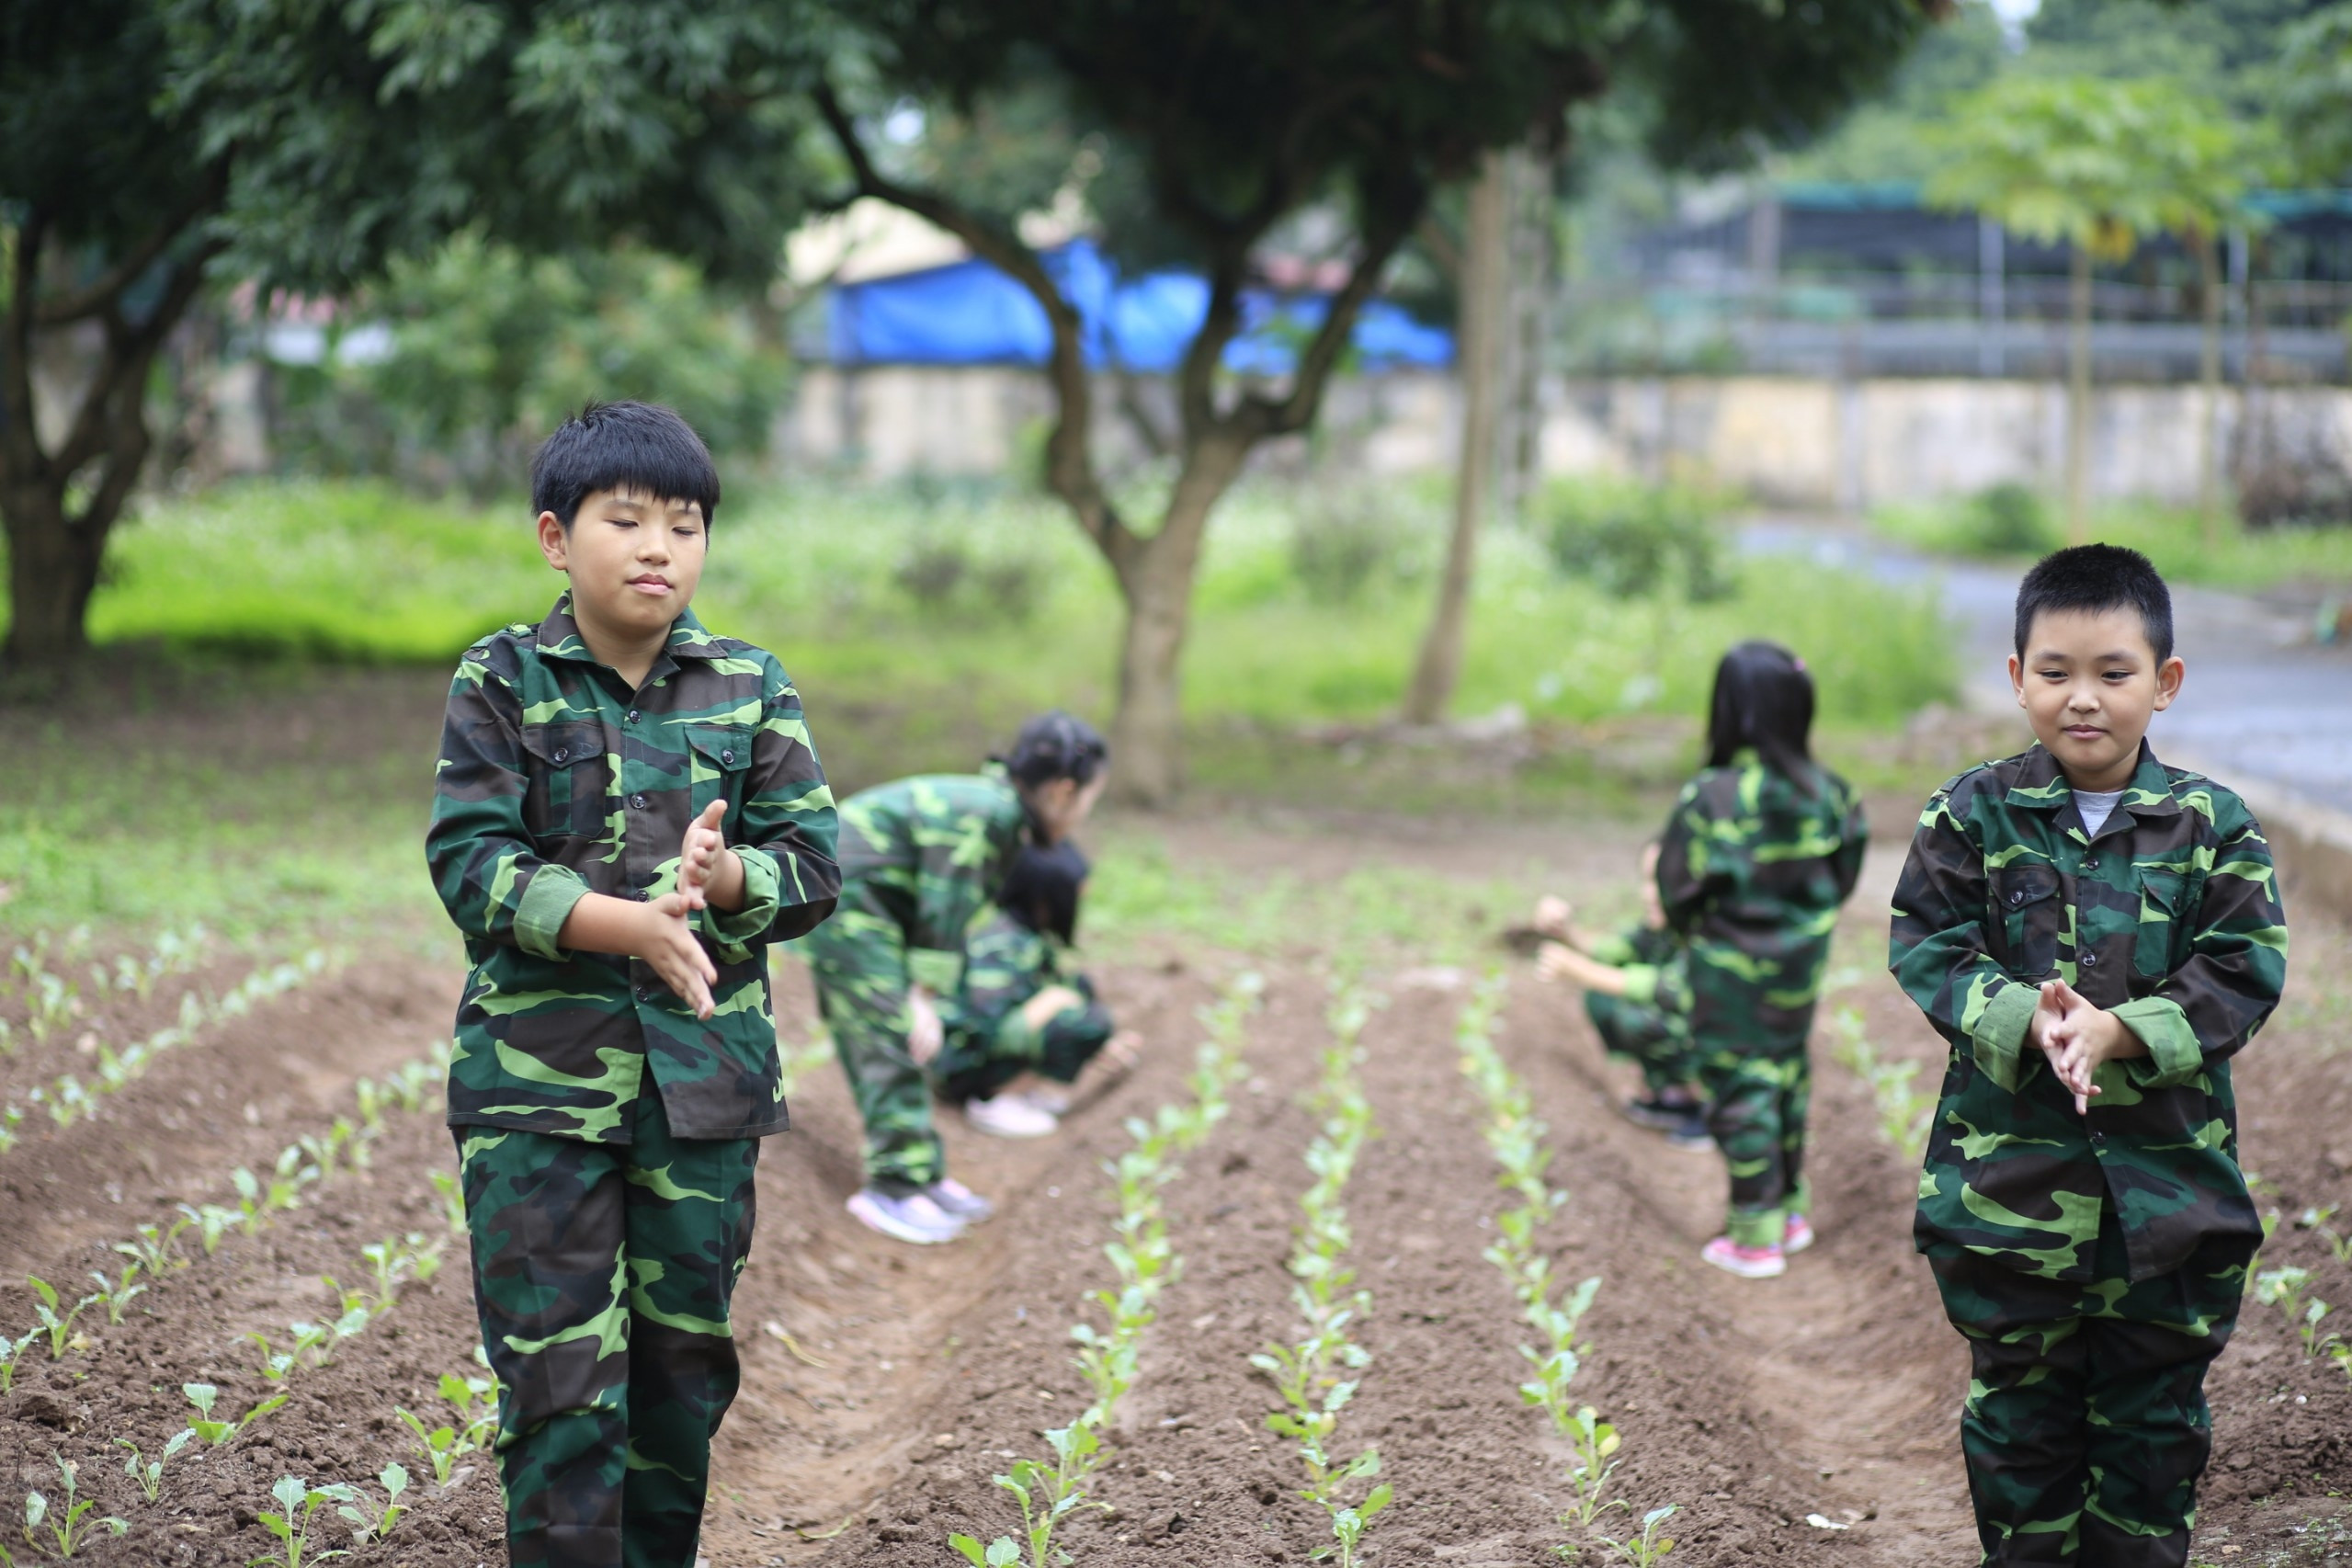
2152,654,2186,711
537,510,571,571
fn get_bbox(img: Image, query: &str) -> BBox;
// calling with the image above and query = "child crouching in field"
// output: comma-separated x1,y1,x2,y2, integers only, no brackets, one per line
1529,842,1709,1149
928,839,1142,1133
799,712,1108,1245
425,402,841,1567
1663,642,1868,1279
1892,545,2287,1567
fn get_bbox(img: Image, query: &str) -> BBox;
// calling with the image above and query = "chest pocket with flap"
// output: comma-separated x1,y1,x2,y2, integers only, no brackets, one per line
518,722,608,842
687,725,756,822
1992,862,2064,980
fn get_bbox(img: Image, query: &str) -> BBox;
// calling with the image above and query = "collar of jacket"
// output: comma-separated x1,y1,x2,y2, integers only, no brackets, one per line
532,592,724,666
2000,740,2182,820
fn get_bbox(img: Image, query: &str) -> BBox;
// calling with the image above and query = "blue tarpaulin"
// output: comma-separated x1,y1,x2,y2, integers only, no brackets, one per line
826,239,1452,372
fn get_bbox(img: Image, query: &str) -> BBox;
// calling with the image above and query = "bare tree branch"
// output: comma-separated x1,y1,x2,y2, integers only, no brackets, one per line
814,81,1139,570
30,161,229,327
52,242,221,483
1249,210,1414,437
1,209,51,479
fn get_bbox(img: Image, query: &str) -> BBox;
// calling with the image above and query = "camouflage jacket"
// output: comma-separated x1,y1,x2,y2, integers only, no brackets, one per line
937,912,1064,1064
1586,924,1691,1031
829,769,1032,993
1890,742,2287,1283
1656,753,1869,1052
426,594,839,1143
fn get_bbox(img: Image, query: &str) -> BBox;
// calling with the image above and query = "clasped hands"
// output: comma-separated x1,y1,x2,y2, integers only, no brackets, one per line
2028,976,2147,1115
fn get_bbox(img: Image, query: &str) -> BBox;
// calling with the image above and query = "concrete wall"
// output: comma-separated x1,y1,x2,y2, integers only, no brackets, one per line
780,364,2352,510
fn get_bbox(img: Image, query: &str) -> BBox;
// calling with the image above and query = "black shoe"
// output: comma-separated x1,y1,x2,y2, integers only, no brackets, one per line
1621,1096,1687,1132
1663,1110,1714,1151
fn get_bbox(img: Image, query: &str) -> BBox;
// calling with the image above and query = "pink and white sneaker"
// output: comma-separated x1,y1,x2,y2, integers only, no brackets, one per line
1782,1214,1816,1255
1701,1236,1787,1278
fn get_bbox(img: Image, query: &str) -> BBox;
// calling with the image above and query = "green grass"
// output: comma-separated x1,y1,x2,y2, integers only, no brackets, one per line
76,475,1955,735
1871,496,2352,592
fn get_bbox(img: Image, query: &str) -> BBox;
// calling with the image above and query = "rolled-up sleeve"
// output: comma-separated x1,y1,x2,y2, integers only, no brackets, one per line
425,648,588,955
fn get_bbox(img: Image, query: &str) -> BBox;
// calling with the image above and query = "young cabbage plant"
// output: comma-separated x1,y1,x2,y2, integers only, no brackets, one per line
1590,1504,1678,1566
0,1333,26,1393
26,1278,98,1358
183,1382,287,1447
2298,1205,2352,1268
118,1429,195,1504
335,1464,410,1547
113,1220,187,1279
395,1408,471,1487
23,1457,127,1560
428,1171,468,1235
86,1265,145,1326
251,1476,353,1568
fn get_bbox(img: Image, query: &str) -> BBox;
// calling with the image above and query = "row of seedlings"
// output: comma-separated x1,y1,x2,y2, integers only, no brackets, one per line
1450,975,1680,1565
1824,1004,1933,1163
1251,979,1391,1568
2253,1199,2352,1388
1,1039,480,1559
2,947,331,1153
1,926,208,1053
951,973,1263,1568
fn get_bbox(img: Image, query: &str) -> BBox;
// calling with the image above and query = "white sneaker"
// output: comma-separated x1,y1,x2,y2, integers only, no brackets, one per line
1017,1085,1074,1115
964,1094,1059,1138
846,1187,966,1244
926,1177,995,1224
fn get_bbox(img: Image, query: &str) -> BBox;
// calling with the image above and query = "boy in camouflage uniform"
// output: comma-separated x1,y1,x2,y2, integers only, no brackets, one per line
798,712,1108,1244
1531,843,1706,1146
1890,545,2287,1568
426,403,839,1568
931,840,1132,1131
1660,642,1869,1278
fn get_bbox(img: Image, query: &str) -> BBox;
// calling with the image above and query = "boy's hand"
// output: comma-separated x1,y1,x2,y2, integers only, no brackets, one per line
637,893,719,1019
1532,896,1574,940
1019,984,1086,1031
2043,977,2147,1113
907,986,944,1065
677,800,741,913
1536,940,1627,997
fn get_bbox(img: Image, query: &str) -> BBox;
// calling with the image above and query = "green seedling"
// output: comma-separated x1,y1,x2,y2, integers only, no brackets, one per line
2253,1266,2339,1356
428,1171,468,1234
335,1464,409,1548
265,1146,316,1212
176,1203,238,1256
1555,1406,1626,1528
0,1105,19,1154
438,1372,501,1451
114,1220,189,1278
227,1169,267,1236
395,1408,471,1487
383,1061,435,1115
27,1277,98,1358
183,1382,286,1446
1831,1006,1932,1160
359,1234,444,1310
117,1430,195,1504
249,1322,331,1381
0,1333,27,1392
251,1476,352,1568
23,1457,126,1559
86,1265,145,1326
2299,1205,2352,1267
1591,1505,1678,1566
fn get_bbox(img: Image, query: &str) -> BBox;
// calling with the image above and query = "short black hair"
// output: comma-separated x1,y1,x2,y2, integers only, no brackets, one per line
2013,544,2174,665
999,710,1110,790
997,839,1090,945
1705,641,1818,790
530,401,721,529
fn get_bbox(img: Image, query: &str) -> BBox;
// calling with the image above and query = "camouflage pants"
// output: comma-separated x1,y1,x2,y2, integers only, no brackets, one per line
934,980,1113,1105
1585,991,1690,1100
799,908,940,1195
1928,1210,2248,1568
1696,1045,1811,1249
454,1090,759,1568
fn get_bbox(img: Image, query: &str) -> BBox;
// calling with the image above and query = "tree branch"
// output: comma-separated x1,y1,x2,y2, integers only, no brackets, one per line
30,161,228,327
1,209,50,480
814,81,1137,570
1247,208,1415,438
52,242,221,483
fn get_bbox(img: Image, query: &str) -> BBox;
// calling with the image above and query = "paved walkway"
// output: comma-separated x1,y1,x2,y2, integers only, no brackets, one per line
1741,519,2352,816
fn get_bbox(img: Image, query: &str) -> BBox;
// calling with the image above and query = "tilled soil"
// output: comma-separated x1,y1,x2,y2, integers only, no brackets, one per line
1,823,2346,1568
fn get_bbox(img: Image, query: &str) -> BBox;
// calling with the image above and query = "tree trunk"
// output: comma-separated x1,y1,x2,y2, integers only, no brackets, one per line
1403,150,1509,725
0,482,104,679
2195,232,2224,539
2064,244,2092,546
1106,434,1250,806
